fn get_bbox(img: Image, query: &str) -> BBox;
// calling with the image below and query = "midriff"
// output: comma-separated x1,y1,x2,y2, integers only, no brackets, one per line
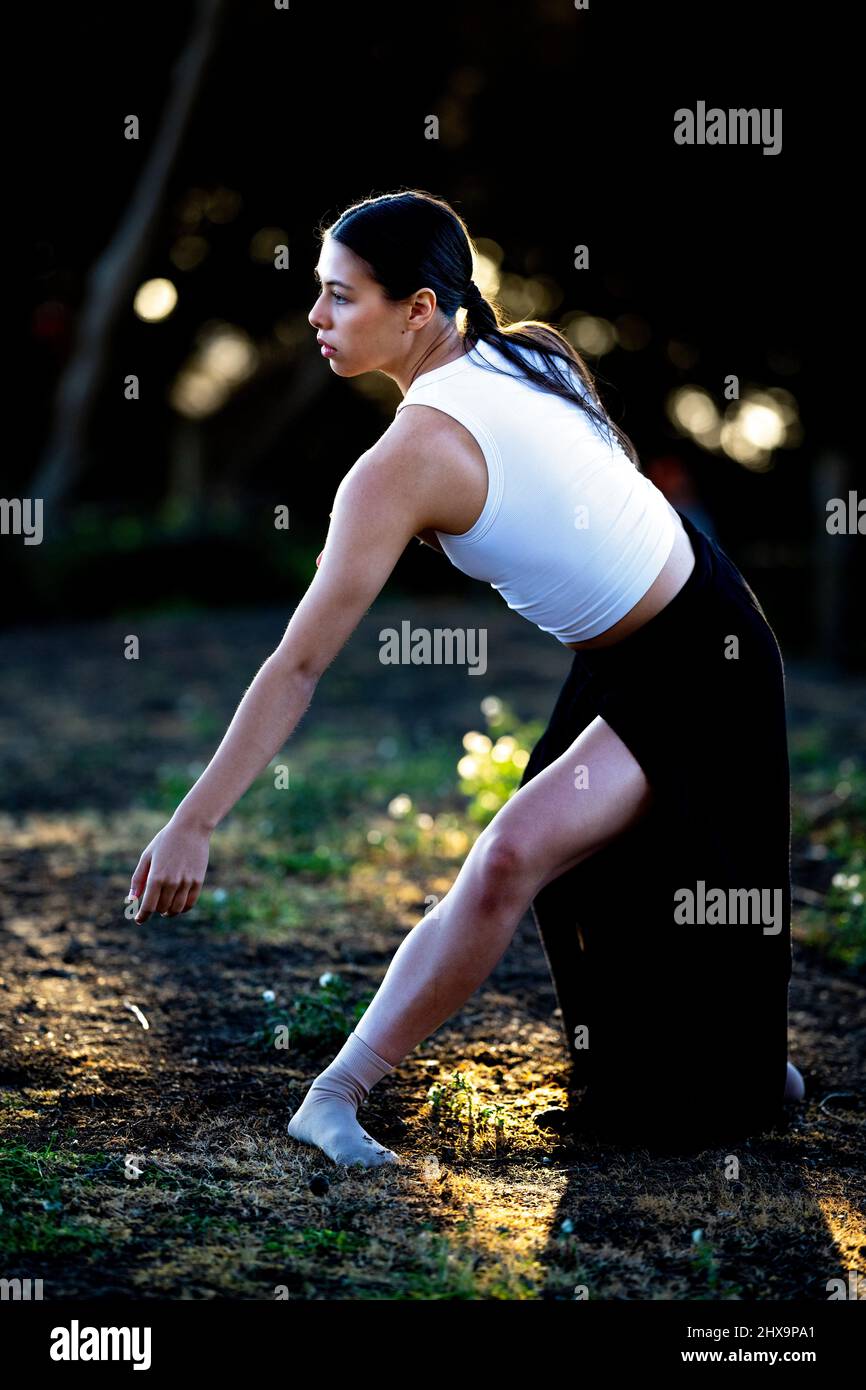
563,502,696,650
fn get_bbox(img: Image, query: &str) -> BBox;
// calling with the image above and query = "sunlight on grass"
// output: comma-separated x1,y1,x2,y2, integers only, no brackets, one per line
413,1167,566,1299
816,1191,866,1282
4,677,862,1298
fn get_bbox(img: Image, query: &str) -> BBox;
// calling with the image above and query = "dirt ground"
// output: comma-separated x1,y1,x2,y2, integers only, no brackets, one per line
0,600,863,1300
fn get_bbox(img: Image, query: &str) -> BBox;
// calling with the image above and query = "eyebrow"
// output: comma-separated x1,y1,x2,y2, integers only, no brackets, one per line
313,267,355,290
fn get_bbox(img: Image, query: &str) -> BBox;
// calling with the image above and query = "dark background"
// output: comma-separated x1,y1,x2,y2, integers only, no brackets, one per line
2,0,864,1311
17,0,862,663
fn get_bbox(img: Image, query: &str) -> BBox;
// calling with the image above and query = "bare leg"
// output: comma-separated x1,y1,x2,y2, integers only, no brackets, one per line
288,716,654,1167
288,841,554,1168
354,835,583,1064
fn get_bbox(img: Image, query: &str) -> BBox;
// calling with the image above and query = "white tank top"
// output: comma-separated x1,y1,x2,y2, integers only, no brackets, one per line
394,335,676,644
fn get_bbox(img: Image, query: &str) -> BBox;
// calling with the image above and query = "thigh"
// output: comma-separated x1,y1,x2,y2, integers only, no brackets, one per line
495,714,654,892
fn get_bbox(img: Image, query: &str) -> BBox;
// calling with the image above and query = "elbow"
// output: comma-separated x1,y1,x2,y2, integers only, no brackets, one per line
266,650,322,689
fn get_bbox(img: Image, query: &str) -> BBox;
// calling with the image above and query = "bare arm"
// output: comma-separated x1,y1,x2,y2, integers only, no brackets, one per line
170,440,431,835
171,660,318,834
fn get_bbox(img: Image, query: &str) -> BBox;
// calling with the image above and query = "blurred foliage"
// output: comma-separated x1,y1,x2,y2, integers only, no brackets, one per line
455,696,544,826
3,505,323,623
790,729,865,973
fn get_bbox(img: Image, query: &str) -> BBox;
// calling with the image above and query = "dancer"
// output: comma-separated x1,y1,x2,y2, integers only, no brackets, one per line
128,190,804,1167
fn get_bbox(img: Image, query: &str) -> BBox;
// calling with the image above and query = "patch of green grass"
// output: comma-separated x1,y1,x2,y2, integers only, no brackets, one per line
247,973,375,1053
197,882,320,934
148,741,459,839
0,1139,114,1258
689,1231,745,1299
262,1226,369,1260
157,1212,244,1240
0,1140,115,1203
250,844,354,879
0,1212,108,1257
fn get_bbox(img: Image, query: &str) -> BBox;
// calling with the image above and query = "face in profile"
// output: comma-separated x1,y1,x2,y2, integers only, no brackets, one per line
308,237,429,377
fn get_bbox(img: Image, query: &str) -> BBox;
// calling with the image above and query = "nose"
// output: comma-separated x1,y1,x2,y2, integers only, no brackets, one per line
308,291,329,329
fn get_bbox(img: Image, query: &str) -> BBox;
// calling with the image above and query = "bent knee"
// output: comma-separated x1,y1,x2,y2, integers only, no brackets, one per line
473,830,531,908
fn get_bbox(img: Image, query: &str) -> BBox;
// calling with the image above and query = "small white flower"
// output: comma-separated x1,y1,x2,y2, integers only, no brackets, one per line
560,1217,574,1234
318,972,337,988
212,887,228,903
262,989,276,1004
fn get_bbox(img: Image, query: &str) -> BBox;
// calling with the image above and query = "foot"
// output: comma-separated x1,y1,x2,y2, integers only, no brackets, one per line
784,1060,805,1102
288,1088,400,1169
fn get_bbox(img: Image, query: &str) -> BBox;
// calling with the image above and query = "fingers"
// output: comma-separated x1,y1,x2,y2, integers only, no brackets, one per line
135,878,173,922
129,850,151,905
129,834,207,922
165,882,191,917
134,885,160,923
181,885,202,914
135,880,201,922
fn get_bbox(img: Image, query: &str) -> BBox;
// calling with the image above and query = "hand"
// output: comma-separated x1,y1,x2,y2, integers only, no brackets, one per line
127,815,211,923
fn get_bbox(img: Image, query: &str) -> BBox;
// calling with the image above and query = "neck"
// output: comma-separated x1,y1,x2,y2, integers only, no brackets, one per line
397,324,468,395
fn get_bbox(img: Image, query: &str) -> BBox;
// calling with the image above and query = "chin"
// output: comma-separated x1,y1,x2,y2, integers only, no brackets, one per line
330,357,366,377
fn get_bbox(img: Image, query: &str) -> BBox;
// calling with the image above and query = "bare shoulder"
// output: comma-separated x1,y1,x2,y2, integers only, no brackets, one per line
388,398,481,458
365,406,488,539
361,404,467,477
326,418,449,548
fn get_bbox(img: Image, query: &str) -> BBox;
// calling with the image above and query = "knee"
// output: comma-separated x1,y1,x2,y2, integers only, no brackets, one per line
473,829,530,910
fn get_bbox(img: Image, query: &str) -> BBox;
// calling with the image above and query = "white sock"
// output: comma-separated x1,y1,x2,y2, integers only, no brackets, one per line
287,1030,400,1168
784,1061,805,1102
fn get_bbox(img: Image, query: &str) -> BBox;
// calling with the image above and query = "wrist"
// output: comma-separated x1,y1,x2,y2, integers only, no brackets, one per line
171,803,217,836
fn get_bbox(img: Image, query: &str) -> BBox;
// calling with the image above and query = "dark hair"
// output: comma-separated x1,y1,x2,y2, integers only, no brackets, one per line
318,188,640,466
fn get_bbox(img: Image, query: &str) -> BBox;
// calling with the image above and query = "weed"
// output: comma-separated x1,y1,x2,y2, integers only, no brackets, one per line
247,973,375,1053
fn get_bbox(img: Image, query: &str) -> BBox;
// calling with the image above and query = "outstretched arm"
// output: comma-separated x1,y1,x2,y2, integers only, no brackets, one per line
129,437,431,921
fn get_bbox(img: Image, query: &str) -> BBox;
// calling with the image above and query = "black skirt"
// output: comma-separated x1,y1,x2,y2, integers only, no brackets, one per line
517,510,793,1149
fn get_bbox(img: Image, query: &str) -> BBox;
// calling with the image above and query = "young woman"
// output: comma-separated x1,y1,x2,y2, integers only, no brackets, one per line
128,189,804,1168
